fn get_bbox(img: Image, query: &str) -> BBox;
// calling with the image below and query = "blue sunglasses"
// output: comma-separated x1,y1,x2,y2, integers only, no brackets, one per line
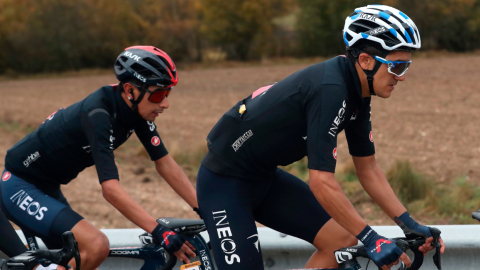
374,56,412,77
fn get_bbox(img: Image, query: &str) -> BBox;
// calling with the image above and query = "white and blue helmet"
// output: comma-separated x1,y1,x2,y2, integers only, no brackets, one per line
343,5,421,51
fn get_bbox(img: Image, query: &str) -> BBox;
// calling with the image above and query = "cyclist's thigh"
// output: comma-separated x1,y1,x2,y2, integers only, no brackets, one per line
254,168,331,244
0,170,83,248
197,166,267,270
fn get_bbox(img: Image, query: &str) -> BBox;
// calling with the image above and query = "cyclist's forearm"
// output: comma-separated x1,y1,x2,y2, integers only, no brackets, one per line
355,161,407,219
155,155,198,208
309,169,367,236
101,179,158,233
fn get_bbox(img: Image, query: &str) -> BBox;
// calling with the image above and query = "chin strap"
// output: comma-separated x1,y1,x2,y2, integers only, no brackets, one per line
363,60,383,96
347,47,385,96
129,88,147,118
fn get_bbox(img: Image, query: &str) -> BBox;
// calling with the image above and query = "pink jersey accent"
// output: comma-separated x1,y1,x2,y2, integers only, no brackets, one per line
252,84,274,99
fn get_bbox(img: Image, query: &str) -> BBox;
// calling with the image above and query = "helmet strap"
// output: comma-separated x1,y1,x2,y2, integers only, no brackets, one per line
129,88,147,115
362,61,383,96
347,47,387,97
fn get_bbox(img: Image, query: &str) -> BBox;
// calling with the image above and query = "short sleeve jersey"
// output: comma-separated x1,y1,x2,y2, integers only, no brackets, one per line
201,56,374,180
4,85,168,188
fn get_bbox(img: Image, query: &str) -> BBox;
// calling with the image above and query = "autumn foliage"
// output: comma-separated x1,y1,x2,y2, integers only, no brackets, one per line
0,0,478,73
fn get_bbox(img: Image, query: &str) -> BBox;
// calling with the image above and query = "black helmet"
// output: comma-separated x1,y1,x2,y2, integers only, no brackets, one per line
114,46,178,88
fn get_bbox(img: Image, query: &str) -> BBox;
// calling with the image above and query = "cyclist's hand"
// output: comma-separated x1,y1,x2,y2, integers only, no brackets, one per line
394,211,445,255
173,241,197,264
151,223,196,263
419,236,445,255
357,226,411,269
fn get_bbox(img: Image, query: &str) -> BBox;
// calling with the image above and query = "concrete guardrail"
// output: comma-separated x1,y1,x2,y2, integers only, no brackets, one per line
2,225,479,269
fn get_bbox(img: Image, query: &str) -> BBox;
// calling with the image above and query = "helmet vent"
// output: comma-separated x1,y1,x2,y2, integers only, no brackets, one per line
350,19,378,33
384,12,404,25
414,28,420,41
115,62,125,71
144,57,166,73
346,32,353,42
130,63,159,80
394,27,408,45
379,32,399,47
403,24,416,45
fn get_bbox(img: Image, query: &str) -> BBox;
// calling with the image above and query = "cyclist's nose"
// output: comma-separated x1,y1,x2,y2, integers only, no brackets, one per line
395,74,406,81
160,97,169,109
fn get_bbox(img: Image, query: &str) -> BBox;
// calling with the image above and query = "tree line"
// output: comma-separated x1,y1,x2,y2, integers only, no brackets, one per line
0,0,479,74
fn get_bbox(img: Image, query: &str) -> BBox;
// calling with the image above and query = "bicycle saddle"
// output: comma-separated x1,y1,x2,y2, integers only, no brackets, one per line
156,218,205,231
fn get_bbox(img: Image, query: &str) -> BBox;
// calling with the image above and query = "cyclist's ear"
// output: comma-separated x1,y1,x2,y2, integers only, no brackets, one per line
358,53,374,71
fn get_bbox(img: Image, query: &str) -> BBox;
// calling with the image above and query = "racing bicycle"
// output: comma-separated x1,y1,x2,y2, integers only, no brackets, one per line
95,218,443,270
21,218,442,270
0,231,80,270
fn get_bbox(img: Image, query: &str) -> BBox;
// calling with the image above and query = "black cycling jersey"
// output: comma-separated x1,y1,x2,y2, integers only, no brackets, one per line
202,56,374,180
4,85,168,188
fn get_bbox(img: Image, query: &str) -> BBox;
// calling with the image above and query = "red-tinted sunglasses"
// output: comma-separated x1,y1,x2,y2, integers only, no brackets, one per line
132,83,172,103
145,88,172,103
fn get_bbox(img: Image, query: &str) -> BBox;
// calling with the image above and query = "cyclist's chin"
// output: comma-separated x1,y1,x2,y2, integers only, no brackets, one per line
376,88,393,99
139,113,155,122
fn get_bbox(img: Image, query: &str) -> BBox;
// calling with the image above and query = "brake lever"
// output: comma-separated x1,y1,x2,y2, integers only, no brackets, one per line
406,238,425,270
430,228,442,270
396,240,409,270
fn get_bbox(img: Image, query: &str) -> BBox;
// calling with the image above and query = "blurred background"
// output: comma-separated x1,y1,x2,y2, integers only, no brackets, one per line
0,0,480,227
1,0,480,73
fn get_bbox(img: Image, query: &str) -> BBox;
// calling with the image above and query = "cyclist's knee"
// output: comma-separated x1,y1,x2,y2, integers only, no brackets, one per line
89,231,110,259
79,230,109,263
71,220,109,260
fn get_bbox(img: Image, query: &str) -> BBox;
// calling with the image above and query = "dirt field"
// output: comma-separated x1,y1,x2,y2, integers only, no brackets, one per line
1,54,479,228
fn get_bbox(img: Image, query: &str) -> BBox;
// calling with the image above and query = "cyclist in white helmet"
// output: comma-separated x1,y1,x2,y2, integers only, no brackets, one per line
343,4,421,97
196,5,444,270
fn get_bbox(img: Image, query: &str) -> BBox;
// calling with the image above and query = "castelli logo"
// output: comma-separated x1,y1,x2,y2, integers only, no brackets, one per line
2,172,11,181
333,148,337,160
151,136,161,146
369,131,374,142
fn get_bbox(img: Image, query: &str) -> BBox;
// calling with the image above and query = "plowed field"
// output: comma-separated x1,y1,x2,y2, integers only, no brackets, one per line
1,54,479,228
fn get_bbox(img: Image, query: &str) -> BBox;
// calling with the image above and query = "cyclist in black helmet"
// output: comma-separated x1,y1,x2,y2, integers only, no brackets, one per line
0,46,198,270
196,5,444,270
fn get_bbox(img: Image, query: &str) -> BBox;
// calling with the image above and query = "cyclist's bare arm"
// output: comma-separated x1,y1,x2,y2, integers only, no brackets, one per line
352,155,445,254
309,169,368,236
102,179,158,232
101,179,197,263
309,169,411,269
352,155,406,219
154,154,198,208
